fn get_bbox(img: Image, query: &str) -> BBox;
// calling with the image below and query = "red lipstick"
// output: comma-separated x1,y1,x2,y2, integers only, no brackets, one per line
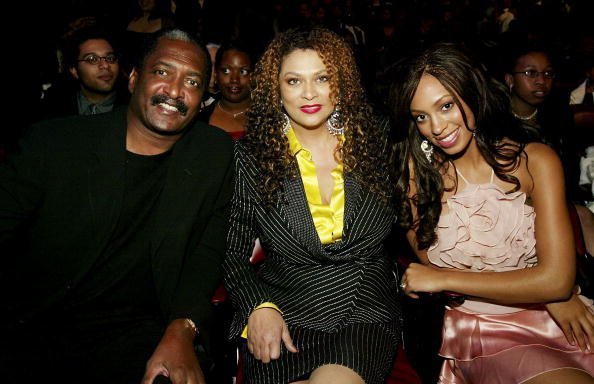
300,104,322,114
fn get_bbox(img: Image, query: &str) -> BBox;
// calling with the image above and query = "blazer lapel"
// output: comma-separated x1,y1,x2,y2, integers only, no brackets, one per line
342,174,362,241
282,175,322,253
281,171,363,253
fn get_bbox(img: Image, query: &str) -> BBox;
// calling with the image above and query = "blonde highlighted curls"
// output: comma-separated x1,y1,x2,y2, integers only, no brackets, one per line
244,26,390,207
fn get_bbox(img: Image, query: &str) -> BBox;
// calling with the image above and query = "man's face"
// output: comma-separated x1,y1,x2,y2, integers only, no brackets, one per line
71,39,119,95
128,38,207,138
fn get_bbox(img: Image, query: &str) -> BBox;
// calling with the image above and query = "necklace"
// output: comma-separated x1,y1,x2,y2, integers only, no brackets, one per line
217,102,247,118
511,108,537,121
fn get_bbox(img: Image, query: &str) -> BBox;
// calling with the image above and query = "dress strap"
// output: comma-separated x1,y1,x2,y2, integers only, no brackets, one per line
455,167,495,186
455,167,470,186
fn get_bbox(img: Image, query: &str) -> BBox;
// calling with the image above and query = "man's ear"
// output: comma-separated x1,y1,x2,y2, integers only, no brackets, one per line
128,68,138,94
69,67,79,80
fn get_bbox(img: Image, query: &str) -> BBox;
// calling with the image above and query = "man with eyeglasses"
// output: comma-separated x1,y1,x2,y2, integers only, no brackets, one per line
40,25,129,120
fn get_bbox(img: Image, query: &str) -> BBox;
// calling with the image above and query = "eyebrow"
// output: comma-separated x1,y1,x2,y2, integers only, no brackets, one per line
153,60,203,78
281,69,328,77
410,95,451,113
81,51,115,56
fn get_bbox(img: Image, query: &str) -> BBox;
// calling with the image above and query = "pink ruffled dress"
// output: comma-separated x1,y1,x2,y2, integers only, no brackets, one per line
428,170,594,383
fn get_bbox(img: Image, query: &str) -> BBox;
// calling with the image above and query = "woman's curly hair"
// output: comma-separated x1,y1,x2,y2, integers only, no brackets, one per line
244,26,390,206
389,43,524,250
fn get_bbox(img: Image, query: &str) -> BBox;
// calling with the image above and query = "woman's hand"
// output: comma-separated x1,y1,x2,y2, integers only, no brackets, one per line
247,308,298,363
401,262,445,299
546,291,594,352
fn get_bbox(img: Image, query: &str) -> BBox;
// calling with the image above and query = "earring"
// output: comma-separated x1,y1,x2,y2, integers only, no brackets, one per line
327,107,345,135
282,113,291,134
420,140,433,163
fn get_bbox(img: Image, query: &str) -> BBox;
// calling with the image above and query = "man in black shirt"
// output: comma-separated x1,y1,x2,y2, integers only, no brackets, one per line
0,28,233,384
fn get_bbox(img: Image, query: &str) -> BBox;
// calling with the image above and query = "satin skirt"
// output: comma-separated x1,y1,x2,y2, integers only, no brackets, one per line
438,298,594,384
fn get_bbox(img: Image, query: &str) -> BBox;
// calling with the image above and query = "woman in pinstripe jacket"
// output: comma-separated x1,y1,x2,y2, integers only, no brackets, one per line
223,27,402,384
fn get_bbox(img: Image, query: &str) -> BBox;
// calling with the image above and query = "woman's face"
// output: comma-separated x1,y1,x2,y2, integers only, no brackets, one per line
279,49,335,132
215,49,252,104
410,73,476,156
506,52,554,106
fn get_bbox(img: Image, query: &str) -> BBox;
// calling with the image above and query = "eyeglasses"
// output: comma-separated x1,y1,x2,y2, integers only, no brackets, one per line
512,70,555,79
78,54,118,65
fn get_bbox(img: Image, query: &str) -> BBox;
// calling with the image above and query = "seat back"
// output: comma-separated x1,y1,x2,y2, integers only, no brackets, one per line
571,104,594,154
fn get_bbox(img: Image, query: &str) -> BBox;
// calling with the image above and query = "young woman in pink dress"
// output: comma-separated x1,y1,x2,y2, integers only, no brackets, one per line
390,43,594,383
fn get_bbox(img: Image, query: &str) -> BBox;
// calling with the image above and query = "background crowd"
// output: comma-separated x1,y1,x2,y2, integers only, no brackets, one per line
7,0,593,142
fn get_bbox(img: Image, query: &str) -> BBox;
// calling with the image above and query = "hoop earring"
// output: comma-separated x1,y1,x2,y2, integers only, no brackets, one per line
420,139,434,163
283,113,291,134
327,107,345,136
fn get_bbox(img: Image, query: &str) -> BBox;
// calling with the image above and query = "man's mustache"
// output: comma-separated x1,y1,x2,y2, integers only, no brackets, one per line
151,94,189,116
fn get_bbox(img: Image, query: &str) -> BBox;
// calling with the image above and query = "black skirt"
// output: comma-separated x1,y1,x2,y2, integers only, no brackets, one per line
243,321,401,384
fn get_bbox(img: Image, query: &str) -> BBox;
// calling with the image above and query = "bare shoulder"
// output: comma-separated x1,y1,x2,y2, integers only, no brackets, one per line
522,142,563,174
520,142,566,200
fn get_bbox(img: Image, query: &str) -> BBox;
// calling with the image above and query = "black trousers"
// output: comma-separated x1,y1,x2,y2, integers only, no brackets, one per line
2,318,163,383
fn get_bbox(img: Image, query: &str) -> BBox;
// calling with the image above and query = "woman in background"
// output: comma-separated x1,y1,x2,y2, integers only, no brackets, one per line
198,41,254,141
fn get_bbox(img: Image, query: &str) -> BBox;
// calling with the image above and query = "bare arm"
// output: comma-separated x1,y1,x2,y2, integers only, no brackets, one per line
403,143,575,304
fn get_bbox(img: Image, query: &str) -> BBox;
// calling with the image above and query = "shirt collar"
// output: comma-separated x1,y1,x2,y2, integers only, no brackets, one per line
285,126,303,156
77,91,117,116
285,126,345,157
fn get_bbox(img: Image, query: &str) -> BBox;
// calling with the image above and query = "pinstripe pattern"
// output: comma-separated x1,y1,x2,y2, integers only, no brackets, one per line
223,123,402,383
242,322,400,384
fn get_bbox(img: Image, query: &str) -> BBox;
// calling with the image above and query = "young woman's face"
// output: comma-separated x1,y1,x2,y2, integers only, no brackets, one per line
410,73,476,156
279,49,336,132
215,49,252,104
507,52,554,106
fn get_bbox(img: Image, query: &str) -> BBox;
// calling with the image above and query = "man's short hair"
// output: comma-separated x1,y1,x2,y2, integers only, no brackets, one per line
62,26,119,69
134,28,212,92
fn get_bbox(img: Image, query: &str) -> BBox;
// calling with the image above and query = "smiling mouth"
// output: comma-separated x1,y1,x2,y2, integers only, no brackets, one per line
436,129,459,148
300,105,322,114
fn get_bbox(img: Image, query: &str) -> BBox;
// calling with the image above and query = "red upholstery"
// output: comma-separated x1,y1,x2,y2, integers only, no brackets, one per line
385,346,423,384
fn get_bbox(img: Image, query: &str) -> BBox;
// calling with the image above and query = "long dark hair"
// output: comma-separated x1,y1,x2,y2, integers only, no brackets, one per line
390,43,524,250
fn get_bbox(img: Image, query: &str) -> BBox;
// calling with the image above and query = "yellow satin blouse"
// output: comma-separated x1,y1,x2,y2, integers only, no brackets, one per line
286,127,344,244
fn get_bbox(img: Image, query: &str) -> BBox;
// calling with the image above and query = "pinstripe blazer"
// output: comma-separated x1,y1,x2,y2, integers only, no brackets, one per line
224,124,401,338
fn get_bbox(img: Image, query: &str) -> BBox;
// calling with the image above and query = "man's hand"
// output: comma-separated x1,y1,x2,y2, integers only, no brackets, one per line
142,319,206,384
247,308,298,363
